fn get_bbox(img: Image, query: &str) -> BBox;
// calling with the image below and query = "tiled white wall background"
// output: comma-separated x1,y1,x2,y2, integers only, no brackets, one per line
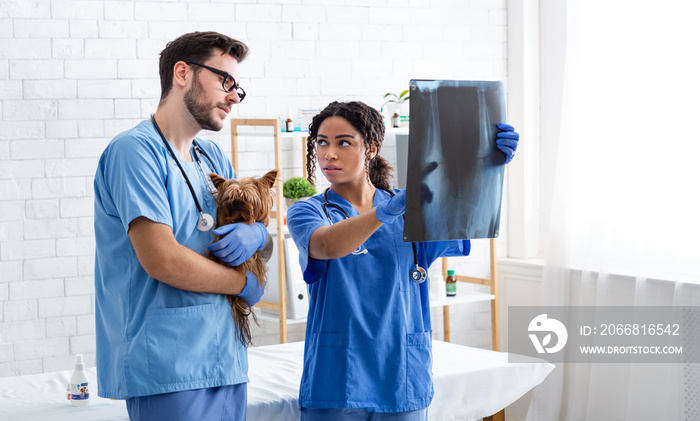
0,0,509,377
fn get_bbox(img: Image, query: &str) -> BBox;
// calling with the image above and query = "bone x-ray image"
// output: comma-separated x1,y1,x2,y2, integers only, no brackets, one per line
404,79,506,242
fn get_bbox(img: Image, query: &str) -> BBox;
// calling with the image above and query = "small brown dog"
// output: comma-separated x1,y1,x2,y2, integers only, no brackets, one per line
208,169,278,345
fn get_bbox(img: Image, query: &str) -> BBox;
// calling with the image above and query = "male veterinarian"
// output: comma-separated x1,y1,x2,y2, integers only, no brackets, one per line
94,32,271,421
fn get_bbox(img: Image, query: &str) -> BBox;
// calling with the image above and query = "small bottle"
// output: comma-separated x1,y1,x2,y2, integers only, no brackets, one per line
285,108,294,133
391,111,400,128
70,354,89,406
446,269,457,297
430,274,446,301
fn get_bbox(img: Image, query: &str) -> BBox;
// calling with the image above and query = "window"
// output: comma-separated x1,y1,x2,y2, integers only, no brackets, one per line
511,0,700,283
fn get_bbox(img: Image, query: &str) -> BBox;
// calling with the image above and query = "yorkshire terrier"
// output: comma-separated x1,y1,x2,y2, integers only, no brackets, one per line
208,169,278,345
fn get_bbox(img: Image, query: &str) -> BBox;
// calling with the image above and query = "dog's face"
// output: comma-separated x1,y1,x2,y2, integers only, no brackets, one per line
210,169,278,226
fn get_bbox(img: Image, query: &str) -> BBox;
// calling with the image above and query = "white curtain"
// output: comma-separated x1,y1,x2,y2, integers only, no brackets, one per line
528,1,700,419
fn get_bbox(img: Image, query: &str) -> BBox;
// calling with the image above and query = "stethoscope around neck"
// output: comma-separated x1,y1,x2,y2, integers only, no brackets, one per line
322,187,428,284
151,114,217,232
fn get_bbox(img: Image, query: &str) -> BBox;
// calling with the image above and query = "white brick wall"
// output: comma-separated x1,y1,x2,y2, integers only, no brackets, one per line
0,0,508,377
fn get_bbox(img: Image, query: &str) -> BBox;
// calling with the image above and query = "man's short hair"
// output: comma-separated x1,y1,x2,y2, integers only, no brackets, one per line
158,31,249,102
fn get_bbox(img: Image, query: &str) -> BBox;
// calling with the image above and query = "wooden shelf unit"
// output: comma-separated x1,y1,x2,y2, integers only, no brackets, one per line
230,118,308,344
440,238,500,351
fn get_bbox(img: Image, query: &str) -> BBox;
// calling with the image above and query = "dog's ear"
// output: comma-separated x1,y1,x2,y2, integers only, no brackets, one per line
260,169,278,190
209,173,228,191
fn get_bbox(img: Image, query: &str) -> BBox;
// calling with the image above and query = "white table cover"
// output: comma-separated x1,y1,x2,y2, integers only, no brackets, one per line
0,341,554,421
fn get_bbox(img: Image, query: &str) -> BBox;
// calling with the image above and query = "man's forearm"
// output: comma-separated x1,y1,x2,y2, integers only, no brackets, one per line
160,245,247,295
129,216,247,295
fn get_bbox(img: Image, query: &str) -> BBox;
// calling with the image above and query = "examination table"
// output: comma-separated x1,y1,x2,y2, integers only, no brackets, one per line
0,340,554,421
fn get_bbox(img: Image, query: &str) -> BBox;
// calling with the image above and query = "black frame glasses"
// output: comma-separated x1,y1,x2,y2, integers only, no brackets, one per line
185,61,246,102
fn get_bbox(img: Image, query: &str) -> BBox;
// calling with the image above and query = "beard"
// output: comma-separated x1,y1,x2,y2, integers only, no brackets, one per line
184,75,223,132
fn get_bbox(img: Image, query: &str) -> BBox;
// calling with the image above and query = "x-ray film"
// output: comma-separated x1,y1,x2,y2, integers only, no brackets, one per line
404,79,506,242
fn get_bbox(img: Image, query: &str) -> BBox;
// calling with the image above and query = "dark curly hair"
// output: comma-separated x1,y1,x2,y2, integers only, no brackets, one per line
306,101,394,190
158,31,249,103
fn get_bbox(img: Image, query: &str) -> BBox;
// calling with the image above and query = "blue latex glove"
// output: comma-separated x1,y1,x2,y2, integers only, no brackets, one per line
238,272,265,306
496,122,520,164
207,222,267,266
375,187,406,224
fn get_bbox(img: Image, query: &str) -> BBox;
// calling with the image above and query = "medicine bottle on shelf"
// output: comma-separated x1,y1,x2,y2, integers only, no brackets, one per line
285,108,294,133
446,269,457,297
391,111,400,128
430,273,446,302
70,354,89,406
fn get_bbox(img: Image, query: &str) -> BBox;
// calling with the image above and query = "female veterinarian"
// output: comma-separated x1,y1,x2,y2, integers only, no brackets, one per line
286,101,519,420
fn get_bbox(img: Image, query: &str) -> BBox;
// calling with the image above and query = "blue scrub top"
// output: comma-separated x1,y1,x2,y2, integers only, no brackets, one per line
93,120,245,400
286,188,470,412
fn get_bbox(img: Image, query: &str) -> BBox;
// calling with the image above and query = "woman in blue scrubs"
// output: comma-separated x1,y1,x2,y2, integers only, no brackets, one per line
286,101,519,420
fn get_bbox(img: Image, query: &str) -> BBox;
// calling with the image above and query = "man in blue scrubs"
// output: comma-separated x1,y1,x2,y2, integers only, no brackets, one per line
94,32,270,421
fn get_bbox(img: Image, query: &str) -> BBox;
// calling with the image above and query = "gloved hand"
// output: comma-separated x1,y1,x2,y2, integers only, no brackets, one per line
207,222,267,266
238,272,265,306
375,187,406,224
496,122,520,164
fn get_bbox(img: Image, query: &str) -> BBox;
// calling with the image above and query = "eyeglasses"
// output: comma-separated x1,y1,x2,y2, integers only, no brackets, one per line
185,61,246,102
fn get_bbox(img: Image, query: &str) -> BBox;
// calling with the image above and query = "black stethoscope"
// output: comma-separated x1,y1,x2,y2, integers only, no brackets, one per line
151,114,218,232
322,187,428,284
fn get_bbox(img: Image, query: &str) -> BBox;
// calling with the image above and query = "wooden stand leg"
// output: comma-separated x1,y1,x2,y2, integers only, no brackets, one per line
443,306,451,342
484,409,506,421
301,136,308,180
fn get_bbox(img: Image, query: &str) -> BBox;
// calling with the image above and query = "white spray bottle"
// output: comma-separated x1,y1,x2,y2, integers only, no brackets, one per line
70,354,89,406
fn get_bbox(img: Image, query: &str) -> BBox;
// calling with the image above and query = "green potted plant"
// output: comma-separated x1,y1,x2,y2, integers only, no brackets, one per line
381,89,410,126
382,89,410,107
283,177,317,208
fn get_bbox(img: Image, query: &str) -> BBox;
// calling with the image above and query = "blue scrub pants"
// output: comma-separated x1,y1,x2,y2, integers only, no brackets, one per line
300,407,429,421
126,383,246,421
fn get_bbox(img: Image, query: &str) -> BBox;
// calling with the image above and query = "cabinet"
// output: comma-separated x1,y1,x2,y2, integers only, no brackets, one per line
230,118,308,344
